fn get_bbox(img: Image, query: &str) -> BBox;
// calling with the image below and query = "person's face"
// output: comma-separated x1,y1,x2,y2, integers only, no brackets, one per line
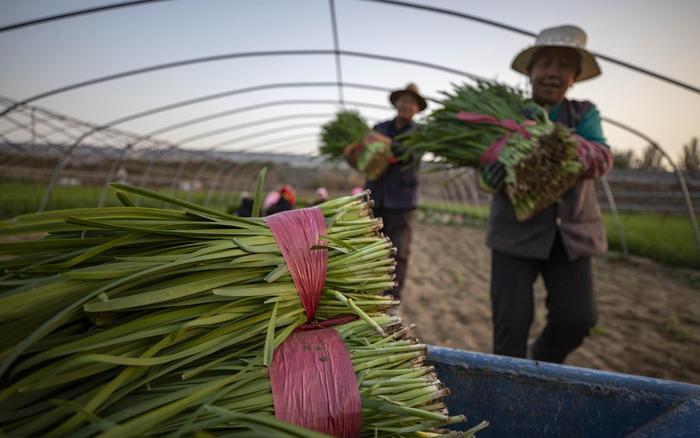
395,94,420,121
529,47,580,106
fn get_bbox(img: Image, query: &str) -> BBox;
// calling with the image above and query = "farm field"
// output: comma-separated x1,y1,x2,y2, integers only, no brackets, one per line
401,222,700,384
418,201,700,269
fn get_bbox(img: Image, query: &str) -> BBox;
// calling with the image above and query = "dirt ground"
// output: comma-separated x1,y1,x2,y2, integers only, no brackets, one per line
400,222,700,385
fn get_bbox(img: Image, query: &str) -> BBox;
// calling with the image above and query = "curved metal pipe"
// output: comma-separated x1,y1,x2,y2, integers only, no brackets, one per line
204,161,238,206
172,101,388,145
603,116,700,262
0,49,480,117
201,114,382,150
40,99,387,211
0,0,172,33
4,0,695,93
363,0,700,94
600,175,629,258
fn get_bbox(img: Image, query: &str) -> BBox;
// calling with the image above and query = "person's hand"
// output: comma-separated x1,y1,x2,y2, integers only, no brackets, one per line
343,143,362,169
573,135,596,170
572,134,613,178
480,160,506,191
363,131,391,146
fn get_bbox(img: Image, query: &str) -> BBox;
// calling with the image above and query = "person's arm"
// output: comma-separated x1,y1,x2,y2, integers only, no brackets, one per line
391,125,422,166
573,104,613,179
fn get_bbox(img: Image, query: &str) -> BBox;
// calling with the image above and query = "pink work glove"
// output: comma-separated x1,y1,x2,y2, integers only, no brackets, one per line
573,134,613,179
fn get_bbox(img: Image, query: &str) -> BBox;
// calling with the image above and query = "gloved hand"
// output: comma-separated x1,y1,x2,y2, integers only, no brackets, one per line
480,160,506,191
572,134,613,178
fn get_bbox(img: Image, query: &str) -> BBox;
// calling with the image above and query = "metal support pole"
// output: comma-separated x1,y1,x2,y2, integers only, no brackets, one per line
600,175,629,258
463,168,485,225
656,143,700,264
204,163,231,206
30,108,36,153
671,163,700,264
187,158,211,202
169,154,190,197
134,148,164,206
98,142,134,207
228,164,258,204
453,171,476,225
328,0,345,107
215,162,242,206
39,132,93,212
602,118,700,264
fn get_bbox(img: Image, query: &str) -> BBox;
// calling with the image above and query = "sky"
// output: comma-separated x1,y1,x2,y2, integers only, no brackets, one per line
0,0,698,160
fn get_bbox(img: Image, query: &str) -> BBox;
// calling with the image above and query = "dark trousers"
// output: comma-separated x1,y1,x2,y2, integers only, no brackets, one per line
373,208,413,300
490,233,597,363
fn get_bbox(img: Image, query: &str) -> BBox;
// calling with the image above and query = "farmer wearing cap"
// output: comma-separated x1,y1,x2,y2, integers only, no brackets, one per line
366,83,427,299
483,25,613,363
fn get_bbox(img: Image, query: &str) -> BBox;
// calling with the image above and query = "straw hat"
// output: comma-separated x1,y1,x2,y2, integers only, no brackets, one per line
389,83,427,112
511,25,601,82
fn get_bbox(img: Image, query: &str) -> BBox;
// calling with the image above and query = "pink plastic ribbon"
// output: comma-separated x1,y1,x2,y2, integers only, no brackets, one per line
455,111,535,164
265,207,327,321
266,208,363,437
269,328,361,438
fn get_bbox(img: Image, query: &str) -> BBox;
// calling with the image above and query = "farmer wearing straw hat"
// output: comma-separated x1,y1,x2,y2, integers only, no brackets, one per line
366,83,427,300
483,25,613,363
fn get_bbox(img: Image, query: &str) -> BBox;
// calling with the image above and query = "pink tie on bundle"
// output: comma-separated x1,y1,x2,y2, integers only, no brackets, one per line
455,112,535,164
265,207,362,437
269,328,361,438
265,207,327,320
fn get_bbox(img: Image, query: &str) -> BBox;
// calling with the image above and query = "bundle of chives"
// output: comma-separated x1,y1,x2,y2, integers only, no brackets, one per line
403,81,583,220
319,110,392,181
0,175,480,437
6,315,480,437
0,181,398,435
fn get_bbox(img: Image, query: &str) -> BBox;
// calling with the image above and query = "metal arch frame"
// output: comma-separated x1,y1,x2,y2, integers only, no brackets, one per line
328,0,345,106
0,0,172,34
173,115,340,202
171,100,390,146
1,0,696,94
204,122,339,150
166,114,360,203
149,132,324,207
86,81,396,133
6,78,687,260
50,96,394,211
13,79,676,253
129,99,391,202
34,78,421,211
361,0,700,95
0,49,482,118
1,0,696,260
198,135,325,208
204,114,383,150
215,162,264,208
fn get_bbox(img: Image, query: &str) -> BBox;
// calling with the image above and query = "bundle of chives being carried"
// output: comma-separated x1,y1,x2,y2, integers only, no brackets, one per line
319,110,392,181
0,173,475,436
403,81,582,220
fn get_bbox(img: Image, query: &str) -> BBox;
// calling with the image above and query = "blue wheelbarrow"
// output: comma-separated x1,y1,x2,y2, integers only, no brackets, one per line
427,346,700,437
